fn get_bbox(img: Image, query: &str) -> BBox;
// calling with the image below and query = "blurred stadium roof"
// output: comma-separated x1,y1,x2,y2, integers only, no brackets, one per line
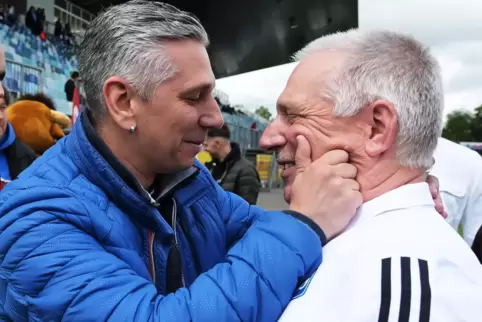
69,0,357,78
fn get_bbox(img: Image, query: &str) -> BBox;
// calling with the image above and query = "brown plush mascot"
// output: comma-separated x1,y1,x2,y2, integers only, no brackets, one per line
7,93,71,155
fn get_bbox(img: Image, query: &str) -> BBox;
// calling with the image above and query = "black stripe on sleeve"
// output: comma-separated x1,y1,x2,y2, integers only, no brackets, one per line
378,258,392,322
378,257,432,322
399,257,412,322
418,259,432,322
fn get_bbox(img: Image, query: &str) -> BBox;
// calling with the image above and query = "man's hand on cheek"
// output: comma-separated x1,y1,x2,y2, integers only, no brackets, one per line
426,174,448,218
289,135,363,241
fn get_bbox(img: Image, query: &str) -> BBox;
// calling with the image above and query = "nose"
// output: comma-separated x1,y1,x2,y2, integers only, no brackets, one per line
259,117,287,153
199,97,224,129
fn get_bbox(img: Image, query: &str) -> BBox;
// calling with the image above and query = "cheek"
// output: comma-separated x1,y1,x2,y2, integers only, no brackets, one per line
286,122,334,160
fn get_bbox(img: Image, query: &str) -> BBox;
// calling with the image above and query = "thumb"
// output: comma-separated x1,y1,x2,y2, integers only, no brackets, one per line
295,135,312,171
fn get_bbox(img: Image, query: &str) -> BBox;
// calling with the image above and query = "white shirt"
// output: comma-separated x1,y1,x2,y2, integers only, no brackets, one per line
431,138,482,246
279,183,482,322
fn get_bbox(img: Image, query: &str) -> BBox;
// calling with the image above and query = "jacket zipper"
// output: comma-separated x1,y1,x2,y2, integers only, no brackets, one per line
171,197,185,287
148,230,156,285
147,198,185,289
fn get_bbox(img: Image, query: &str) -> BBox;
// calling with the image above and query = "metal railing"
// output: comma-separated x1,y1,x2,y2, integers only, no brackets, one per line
5,59,44,100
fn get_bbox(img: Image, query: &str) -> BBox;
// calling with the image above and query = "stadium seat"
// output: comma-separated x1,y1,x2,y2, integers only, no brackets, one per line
2,23,267,148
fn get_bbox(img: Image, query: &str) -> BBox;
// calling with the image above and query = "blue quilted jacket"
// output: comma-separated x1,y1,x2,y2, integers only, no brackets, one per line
0,113,323,321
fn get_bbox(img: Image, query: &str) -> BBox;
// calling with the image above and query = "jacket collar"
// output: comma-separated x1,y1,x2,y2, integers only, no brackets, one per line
64,112,199,217
0,123,16,151
212,142,242,166
225,142,242,165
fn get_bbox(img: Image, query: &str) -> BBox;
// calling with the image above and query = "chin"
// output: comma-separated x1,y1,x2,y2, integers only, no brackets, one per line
180,156,197,168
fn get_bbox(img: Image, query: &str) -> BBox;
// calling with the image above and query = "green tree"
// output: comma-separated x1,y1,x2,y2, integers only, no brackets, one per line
470,105,482,141
442,110,474,142
255,106,272,121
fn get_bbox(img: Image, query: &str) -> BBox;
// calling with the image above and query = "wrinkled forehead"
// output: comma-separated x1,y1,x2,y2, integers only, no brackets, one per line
277,51,342,110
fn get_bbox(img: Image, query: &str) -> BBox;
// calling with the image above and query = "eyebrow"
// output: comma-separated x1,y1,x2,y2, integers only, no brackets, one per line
182,81,215,95
277,97,292,112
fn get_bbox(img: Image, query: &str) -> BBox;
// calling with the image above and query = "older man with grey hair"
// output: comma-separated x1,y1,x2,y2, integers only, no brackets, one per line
0,1,367,321
260,29,482,321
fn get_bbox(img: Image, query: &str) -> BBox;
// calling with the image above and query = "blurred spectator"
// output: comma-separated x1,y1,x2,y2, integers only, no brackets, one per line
0,5,16,26
6,5,15,26
64,22,72,38
65,71,79,102
64,22,72,46
25,7,38,34
36,7,45,33
25,6,45,36
54,19,63,39
431,137,482,247
204,124,261,204
0,6,4,24
0,49,36,186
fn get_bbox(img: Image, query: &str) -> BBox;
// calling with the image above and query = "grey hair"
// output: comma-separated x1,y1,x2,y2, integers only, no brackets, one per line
78,0,209,121
292,29,444,169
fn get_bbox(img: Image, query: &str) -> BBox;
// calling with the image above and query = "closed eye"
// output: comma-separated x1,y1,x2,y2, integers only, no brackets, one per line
187,93,202,101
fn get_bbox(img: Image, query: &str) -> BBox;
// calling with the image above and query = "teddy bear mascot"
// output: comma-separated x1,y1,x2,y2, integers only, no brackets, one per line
7,93,71,156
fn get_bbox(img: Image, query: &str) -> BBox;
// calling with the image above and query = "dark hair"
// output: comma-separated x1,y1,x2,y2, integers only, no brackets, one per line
71,71,80,79
18,92,56,110
207,124,230,140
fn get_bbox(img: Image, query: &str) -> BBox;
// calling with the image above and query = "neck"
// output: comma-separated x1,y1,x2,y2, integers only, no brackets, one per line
218,142,232,162
98,121,155,188
357,159,426,202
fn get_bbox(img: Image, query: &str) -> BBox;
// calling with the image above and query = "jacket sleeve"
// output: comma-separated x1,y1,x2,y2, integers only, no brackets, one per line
234,165,261,205
0,194,322,322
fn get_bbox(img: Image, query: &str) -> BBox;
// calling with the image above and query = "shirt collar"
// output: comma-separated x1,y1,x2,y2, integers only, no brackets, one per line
345,182,434,231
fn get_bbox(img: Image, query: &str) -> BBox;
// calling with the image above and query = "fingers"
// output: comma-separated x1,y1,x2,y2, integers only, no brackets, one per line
333,163,357,179
351,190,364,207
427,175,446,218
427,175,439,198
294,135,312,171
318,149,350,166
346,179,361,191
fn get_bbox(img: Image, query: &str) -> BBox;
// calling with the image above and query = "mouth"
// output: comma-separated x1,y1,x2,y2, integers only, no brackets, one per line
185,140,204,146
278,161,296,171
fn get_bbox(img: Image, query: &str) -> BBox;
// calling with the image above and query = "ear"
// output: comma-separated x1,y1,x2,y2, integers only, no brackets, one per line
103,76,137,131
213,138,222,148
363,99,398,157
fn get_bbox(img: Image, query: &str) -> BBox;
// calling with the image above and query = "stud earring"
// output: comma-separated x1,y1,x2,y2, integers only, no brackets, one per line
129,124,136,134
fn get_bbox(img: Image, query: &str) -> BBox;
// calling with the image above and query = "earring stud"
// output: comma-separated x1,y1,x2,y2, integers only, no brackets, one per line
129,124,136,134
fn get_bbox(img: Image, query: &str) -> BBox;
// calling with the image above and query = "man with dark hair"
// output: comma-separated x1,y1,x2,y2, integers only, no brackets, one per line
64,71,79,102
204,124,261,204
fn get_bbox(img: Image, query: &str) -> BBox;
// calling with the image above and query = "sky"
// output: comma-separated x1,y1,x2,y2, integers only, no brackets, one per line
215,0,482,120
